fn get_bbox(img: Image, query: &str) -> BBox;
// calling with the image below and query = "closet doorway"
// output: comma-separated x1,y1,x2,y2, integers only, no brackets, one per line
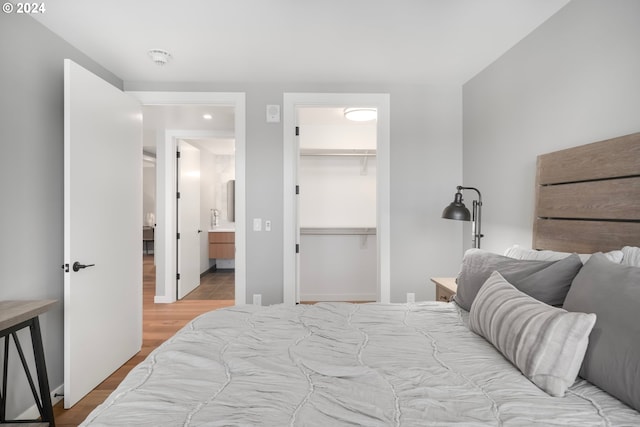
297,107,377,302
283,93,391,305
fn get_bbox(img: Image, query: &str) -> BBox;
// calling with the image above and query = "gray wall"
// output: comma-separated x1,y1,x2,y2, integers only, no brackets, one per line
463,0,640,255
0,14,123,417
126,81,465,305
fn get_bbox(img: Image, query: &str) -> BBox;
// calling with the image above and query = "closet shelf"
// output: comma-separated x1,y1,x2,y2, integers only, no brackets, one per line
300,227,376,236
300,148,376,157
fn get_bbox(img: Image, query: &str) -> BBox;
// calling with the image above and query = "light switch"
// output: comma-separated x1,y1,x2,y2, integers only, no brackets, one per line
253,218,262,231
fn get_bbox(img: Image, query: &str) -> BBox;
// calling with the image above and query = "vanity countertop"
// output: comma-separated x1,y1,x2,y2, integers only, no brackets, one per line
209,227,235,232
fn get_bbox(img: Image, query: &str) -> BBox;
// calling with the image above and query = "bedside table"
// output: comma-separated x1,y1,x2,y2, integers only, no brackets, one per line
431,277,457,302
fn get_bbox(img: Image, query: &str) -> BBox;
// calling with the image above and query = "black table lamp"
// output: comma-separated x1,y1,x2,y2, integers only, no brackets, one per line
442,186,483,248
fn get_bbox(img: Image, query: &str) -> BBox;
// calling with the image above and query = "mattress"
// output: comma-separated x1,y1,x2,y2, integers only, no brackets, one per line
81,302,640,426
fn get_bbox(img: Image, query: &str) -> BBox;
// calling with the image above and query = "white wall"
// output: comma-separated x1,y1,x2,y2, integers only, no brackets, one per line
200,149,216,272
206,152,235,269
299,157,376,228
212,154,235,228
463,0,640,255
143,164,156,228
301,124,376,150
298,117,377,301
300,234,377,301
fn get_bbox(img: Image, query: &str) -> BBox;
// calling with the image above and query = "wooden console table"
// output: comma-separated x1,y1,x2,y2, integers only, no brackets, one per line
0,300,57,426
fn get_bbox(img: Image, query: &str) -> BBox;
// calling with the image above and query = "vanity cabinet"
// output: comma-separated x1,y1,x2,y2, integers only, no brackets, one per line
208,232,235,259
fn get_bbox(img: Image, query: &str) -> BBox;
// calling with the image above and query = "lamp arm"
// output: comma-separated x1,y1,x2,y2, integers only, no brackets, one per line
457,186,483,248
457,186,482,204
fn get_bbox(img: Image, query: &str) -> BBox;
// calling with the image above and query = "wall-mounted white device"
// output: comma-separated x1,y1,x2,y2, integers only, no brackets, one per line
266,105,280,123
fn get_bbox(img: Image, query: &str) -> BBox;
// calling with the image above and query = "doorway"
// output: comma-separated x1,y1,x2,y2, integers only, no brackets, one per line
177,137,237,301
130,91,246,305
283,93,391,305
297,107,377,302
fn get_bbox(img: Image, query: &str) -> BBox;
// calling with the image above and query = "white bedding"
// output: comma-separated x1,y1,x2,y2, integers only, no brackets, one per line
81,302,640,426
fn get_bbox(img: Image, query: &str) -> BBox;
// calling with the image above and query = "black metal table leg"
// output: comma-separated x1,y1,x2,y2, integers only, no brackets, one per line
29,317,55,426
0,300,57,426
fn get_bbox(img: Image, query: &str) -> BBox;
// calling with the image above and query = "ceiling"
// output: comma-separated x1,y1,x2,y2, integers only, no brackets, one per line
31,0,570,86
33,1,570,150
142,105,236,155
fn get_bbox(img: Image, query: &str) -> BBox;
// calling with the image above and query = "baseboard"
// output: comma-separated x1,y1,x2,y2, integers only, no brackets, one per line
200,264,217,277
16,383,63,420
154,295,174,303
299,293,377,302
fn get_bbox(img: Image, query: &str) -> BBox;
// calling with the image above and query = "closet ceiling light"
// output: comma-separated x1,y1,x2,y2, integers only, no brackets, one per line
203,113,213,120
344,108,377,122
147,49,172,66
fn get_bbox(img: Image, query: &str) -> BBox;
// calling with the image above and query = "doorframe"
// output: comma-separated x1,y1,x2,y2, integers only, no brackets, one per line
282,93,391,305
128,91,246,305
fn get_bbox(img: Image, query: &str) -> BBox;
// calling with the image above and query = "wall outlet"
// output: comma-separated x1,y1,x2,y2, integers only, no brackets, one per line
265,220,271,232
253,294,262,306
406,293,415,304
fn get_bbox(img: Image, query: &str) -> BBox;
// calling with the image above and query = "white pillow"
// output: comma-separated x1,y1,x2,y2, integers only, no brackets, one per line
621,246,640,267
503,245,623,264
469,271,596,397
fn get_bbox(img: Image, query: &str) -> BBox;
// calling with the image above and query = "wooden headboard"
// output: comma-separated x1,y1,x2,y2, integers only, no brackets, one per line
533,132,640,253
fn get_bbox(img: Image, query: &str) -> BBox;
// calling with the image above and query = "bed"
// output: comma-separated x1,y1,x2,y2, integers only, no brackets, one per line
81,133,640,426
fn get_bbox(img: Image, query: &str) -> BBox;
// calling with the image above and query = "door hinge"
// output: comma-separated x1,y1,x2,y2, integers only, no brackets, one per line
177,232,180,239
296,243,299,254
295,126,299,136
176,151,181,158
176,273,180,280
177,191,181,199
295,185,299,195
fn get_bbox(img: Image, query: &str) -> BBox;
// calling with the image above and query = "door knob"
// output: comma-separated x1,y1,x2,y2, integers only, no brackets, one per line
73,262,95,272
197,229,202,233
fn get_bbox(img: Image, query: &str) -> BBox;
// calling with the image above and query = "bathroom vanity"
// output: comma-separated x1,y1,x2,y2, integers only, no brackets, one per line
208,230,235,259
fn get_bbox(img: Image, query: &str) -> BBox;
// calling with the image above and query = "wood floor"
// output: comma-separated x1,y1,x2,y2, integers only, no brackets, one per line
52,255,234,426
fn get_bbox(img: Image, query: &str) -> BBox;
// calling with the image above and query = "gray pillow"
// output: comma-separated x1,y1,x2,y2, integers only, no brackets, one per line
563,253,640,412
469,271,596,397
454,249,583,311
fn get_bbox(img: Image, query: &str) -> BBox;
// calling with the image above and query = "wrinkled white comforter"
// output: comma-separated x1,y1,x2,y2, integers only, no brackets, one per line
81,302,640,426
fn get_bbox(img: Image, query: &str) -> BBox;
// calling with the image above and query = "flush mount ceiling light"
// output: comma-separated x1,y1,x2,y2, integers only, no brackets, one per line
344,108,377,122
203,113,213,120
147,49,172,66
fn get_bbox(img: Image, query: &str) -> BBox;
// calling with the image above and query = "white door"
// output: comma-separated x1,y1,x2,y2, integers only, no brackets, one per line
177,141,201,299
63,59,142,408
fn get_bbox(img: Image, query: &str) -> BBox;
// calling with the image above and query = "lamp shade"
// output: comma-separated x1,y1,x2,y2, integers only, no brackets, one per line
442,192,471,221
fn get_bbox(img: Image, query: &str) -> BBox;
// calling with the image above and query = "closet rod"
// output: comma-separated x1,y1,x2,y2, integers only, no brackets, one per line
300,227,376,236
299,149,376,157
